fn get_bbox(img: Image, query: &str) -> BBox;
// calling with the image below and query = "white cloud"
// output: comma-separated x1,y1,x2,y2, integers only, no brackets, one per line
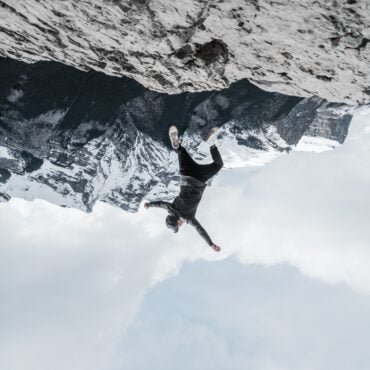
201,109,370,293
0,200,189,370
118,260,370,370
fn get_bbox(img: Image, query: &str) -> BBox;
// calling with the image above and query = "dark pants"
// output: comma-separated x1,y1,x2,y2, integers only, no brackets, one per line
178,145,224,183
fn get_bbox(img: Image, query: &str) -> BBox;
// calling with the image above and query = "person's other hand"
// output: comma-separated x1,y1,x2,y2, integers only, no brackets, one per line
211,244,221,252
144,202,149,209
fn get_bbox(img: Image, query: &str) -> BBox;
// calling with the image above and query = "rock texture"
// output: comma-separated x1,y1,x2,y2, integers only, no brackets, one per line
0,58,352,212
0,0,369,105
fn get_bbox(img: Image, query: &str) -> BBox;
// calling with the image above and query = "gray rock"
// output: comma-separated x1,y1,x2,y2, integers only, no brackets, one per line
0,0,369,104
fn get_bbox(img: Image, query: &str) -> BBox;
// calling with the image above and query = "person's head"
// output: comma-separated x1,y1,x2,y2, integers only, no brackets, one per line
166,214,181,233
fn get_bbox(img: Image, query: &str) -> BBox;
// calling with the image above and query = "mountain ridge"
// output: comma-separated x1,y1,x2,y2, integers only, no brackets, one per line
0,58,352,212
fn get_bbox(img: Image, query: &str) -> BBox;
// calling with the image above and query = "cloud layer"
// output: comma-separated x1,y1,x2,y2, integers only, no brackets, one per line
204,109,370,293
119,260,370,370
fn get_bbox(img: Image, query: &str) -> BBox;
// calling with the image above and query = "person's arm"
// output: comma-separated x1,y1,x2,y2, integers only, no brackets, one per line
188,218,220,251
144,201,172,210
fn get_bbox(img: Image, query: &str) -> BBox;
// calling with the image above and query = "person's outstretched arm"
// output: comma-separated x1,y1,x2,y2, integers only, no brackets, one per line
188,218,221,252
144,201,172,210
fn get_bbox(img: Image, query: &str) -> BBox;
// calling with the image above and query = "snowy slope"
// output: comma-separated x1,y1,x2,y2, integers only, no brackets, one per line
0,59,353,212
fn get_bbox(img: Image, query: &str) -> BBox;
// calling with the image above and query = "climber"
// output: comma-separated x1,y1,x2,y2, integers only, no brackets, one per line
144,126,223,252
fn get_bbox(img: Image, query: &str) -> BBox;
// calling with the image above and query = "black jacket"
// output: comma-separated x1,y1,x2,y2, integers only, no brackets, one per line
147,176,213,246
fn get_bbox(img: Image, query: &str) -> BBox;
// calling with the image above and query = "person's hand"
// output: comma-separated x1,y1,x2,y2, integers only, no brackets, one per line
210,244,221,252
144,202,150,209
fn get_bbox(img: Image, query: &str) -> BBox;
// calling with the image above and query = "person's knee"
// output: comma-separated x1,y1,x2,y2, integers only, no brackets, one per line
210,146,223,167
211,162,223,175
216,158,224,170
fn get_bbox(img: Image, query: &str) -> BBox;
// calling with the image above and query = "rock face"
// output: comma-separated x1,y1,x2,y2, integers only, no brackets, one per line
0,58,352,212
0,0,369,105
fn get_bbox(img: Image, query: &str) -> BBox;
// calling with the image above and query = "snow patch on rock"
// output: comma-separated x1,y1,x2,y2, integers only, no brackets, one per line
7,88,24,103
294,136,340,153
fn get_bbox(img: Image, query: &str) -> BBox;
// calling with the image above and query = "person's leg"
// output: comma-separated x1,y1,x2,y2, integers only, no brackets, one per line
178,146,203,177
210,144,224,169
195,145,224,182
169,126,206,178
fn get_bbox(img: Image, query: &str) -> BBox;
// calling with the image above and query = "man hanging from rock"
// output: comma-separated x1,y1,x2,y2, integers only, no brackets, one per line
144,126,223,252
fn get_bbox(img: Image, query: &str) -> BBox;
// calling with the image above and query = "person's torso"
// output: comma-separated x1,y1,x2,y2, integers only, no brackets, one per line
172,176,207,219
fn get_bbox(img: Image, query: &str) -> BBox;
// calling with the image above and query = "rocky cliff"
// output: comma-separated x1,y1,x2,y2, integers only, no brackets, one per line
0,0,369,104
0,58,352,212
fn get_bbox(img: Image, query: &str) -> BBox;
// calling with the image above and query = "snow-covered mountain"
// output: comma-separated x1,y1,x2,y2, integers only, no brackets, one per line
0,58,352,212
0,0,369,104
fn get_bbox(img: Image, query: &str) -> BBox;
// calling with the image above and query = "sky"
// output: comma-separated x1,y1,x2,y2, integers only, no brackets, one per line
0,109,369,370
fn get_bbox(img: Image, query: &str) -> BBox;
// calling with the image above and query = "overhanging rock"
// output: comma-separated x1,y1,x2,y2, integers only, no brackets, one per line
0,0,369,104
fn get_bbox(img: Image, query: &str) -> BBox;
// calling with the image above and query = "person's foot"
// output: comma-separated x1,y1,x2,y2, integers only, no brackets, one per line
204,127,220,147
169,125,180,150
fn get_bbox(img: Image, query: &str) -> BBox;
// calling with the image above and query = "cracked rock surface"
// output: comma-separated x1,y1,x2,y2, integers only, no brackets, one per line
0,0,369,104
